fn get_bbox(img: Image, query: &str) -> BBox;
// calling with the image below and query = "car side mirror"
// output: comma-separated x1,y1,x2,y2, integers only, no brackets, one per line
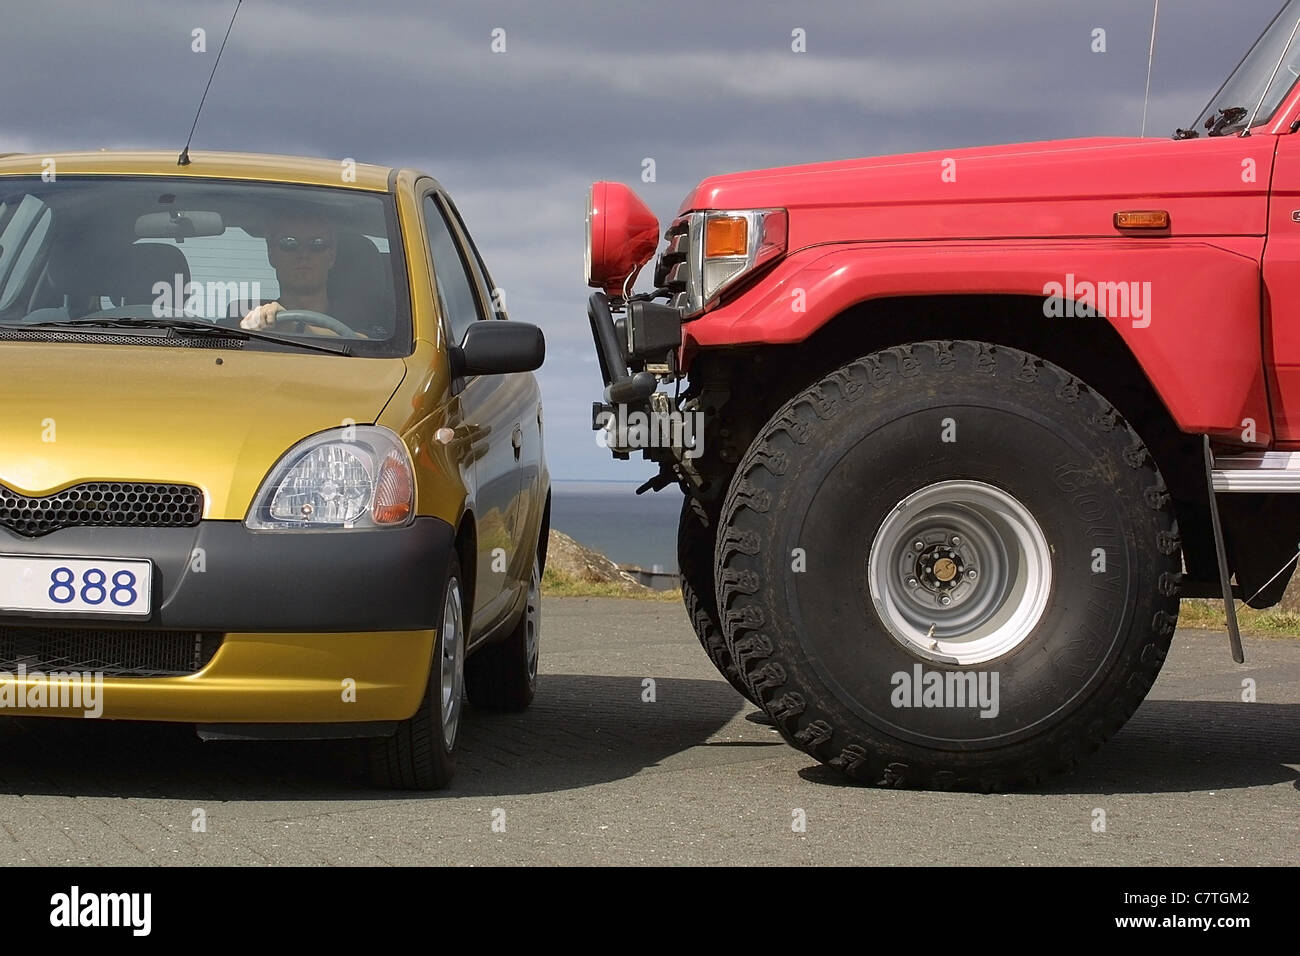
451,321,545,376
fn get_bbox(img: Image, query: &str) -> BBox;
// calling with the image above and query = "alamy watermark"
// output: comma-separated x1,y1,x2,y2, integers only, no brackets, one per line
50,886,150,936
1042,273,1151,328
890,664,999,718
151,274,261,319
594,405,704,459
0,664,104,718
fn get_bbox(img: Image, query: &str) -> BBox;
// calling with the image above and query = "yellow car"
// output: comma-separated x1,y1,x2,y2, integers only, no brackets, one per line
0,150,549,789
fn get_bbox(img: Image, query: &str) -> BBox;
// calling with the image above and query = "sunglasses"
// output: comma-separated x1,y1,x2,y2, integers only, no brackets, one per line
275,236,333,253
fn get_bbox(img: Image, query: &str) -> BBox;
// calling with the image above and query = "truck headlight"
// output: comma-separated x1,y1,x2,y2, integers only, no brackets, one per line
678,208,787,316
246,425,414,530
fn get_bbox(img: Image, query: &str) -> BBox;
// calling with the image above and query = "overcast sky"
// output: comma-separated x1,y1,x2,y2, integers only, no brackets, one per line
1,0,1286,479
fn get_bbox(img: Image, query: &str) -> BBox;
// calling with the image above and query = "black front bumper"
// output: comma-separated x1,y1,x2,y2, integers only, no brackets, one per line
0,516,454,632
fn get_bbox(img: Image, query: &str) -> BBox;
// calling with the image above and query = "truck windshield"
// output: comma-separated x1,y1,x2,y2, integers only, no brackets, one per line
1186,0,1300,137
0,176,410,357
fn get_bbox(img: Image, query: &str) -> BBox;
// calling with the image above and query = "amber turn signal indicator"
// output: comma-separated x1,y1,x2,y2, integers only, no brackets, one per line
705,216,749,257
1114,210,1169,229
372,450,413,525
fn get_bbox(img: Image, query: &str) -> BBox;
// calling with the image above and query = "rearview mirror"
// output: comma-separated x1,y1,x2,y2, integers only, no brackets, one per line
452,321,545,376
135,210,224,240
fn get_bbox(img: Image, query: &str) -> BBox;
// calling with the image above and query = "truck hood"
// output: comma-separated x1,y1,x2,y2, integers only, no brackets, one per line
680,136,1274,245
0,341,407,520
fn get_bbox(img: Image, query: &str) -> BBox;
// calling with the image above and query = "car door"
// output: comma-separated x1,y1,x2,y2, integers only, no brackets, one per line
441,196,544,577
420,189,524,635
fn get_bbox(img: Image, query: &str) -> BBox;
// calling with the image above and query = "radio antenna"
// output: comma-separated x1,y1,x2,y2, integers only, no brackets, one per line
178,0,244,166
1140,0,1160,137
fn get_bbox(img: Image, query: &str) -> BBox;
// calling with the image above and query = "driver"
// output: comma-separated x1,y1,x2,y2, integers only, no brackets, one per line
240,210,358,336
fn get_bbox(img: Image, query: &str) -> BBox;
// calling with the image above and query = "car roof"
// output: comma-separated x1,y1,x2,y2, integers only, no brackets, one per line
0,150,395,192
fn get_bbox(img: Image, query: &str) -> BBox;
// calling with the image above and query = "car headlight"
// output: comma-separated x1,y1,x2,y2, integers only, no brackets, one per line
678,208,787,317
246,425,414,530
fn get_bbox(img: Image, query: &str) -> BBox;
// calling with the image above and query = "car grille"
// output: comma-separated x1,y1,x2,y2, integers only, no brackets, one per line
0,482,204,537
0,627,223,677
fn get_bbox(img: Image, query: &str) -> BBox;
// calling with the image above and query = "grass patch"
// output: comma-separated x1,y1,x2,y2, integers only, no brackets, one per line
1177,599,1300,636
541,564,680,601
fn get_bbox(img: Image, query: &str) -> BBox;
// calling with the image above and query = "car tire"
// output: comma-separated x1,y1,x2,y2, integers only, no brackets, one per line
715,340,1181,790
678,497,761,705
369,552,466,790
464,555,540,711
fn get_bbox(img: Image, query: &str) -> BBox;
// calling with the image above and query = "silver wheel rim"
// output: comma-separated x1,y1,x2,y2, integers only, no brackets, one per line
439,578,465,750
867,479,1052,665
524,560,540,684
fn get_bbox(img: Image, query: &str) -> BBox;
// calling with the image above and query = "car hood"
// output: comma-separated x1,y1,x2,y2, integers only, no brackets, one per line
679,135,1272,246
0,341,407,520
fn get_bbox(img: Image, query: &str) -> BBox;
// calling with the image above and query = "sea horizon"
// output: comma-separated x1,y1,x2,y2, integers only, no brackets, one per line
549,479,682,573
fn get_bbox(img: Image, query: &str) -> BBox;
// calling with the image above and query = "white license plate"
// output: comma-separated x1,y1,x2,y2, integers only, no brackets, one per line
0,554,153,617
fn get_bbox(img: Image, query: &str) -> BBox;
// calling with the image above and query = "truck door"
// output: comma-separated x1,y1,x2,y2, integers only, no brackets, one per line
1264,133,1300,444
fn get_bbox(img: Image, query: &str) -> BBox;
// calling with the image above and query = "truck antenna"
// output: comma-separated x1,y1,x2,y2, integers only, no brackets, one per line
178,0,244,166
1140,0,1160,137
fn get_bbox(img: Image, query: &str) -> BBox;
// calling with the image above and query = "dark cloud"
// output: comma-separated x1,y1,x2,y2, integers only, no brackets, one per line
1,0,1285,477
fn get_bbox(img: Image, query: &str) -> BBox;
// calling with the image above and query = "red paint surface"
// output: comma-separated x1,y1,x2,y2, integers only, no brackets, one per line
587,181,659,297
594,81,1300,444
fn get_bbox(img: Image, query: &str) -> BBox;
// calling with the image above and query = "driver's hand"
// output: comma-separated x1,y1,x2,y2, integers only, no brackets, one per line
241,301,284,330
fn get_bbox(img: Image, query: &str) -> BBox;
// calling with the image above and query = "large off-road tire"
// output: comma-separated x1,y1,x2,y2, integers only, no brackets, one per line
715,341,1181,790
369,553,466,790
465,556,541,711
678,497,761,705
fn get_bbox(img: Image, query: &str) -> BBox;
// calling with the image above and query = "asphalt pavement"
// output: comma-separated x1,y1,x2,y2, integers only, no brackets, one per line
0,598,1295,865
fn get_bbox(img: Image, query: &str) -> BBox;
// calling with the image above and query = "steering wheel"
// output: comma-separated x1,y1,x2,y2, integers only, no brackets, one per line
272,309,361,339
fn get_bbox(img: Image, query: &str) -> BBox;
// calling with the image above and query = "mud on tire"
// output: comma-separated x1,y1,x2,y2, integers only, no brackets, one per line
714,341,1181,790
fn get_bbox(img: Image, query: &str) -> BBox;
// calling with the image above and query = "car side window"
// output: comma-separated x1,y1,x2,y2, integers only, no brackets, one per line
442,197,506,320
422,194,483,345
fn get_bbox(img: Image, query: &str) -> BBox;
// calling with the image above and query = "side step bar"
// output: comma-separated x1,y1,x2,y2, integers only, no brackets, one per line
1210,450,1300,492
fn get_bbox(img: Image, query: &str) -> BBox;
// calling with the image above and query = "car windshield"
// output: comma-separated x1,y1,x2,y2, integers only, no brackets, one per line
0,176,410,356
1188,0,1300,137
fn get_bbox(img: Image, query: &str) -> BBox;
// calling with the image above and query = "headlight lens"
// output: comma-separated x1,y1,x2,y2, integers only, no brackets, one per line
246,425,414,530
679,208,787,316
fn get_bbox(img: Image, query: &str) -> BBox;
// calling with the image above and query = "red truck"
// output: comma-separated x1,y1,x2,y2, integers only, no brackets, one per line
583,1,1300,789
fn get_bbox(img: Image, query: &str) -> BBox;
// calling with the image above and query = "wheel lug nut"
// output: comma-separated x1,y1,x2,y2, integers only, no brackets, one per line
906,577,918,587
967,568,977,579
950,535,961,546
939,595,952,606
913,540,925,551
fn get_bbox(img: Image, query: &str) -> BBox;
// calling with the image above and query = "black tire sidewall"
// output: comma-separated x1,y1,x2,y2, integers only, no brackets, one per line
678,496,761,704
718,342,1178,778
783,399,1135,747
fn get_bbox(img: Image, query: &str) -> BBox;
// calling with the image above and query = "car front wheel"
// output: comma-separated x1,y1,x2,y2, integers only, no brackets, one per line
465,555,541,711
369,552,466,790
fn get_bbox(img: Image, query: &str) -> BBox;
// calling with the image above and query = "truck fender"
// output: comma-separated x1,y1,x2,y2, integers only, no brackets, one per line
683,239,1270,442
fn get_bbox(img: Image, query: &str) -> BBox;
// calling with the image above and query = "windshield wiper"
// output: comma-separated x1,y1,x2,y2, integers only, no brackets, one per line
1206,105,1249,136
17,317,351,356
1176,105,1250,139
